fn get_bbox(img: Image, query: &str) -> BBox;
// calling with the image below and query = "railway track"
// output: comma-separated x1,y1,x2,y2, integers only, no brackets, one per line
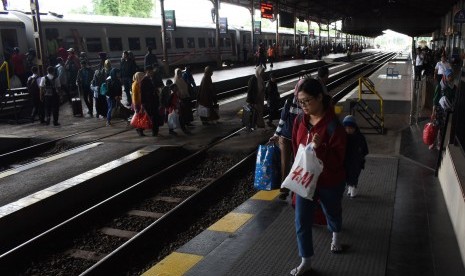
0,125,262,275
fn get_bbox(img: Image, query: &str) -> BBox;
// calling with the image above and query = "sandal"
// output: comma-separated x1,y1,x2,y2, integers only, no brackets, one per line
331,243,343,253
290,267,312,276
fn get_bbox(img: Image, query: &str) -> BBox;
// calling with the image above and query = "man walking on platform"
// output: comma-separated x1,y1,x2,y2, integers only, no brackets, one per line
76,60,94,117
40,66,61,126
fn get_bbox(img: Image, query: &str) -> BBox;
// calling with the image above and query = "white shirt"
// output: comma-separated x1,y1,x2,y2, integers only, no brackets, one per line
39,74,61,89
435,61,451,75
415,54,424,66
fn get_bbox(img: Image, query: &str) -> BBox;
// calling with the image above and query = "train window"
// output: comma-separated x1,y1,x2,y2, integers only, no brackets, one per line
175,38,184,49
45,28,59,40
208,38,215,47
128,37,141,51
1,29,18,51
145,37,156,49
187,38,195,48
86,38,103,52
109,37,123,51
198,38,206,48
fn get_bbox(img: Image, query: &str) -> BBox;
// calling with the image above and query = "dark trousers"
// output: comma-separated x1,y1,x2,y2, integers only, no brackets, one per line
122,78,132,105
96,95,107,118
414,65,423,81
31,96,44,122
44,94,59,124
81,86,93,115
141,105,159,135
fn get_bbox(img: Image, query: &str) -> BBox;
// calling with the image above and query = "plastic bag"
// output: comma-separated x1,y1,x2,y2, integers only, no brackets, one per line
281,143,323,200
167,111,180,129
130,111,153,129
254,144,281,190
423,121,438,146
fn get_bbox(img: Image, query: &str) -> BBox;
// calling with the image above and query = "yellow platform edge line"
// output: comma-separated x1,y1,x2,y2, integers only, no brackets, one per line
142,252,203,276
207,212,253,233
251,190,280,201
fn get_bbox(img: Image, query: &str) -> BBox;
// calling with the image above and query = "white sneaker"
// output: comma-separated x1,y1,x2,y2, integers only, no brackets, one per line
347,186,352,197
351,187,358,198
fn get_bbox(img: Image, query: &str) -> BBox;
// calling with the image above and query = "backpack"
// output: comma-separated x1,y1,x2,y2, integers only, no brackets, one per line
44,76,57,96
27,76,40,94
100,81,108,96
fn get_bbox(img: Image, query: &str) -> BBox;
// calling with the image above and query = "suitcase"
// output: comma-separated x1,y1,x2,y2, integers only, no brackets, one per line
71,97,83,117
241,104,256,129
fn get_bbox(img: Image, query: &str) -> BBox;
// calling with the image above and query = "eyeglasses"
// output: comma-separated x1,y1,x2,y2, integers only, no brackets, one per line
297,97,315,106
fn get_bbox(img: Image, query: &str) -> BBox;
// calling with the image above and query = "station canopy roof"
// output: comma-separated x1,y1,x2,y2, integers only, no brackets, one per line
222,0,458,37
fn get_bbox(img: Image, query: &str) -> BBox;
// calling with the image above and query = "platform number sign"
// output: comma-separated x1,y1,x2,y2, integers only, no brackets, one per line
261,2,273,19
254,21,261,35
165,10,176,31
219,17,228,34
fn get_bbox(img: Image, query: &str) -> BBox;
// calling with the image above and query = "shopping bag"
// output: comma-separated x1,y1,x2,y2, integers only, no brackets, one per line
423,121,438,146
168,111,180,129
197,104,210,118
254,144,281,190
281,143,323,200
130,111,153,129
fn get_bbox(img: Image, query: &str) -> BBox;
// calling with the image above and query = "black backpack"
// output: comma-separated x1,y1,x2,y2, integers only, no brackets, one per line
27,76,40,94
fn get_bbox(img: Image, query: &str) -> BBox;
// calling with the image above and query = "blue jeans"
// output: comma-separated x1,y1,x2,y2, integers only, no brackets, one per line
107,97,116,123
295,182,345,257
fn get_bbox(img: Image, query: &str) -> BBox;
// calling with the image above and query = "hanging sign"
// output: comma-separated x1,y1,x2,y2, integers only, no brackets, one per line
165,10,176,31
219,17,228,34
254,21,261,35
261,2,273,19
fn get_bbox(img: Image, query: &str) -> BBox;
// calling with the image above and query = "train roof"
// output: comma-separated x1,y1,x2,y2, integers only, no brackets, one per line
0,11,26,25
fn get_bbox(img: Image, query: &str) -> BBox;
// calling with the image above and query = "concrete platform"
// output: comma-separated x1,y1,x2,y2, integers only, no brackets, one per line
142,56,465,275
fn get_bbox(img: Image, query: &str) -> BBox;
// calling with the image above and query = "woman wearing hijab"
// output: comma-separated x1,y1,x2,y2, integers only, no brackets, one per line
174,68,192,134
246,65,266,129
132,71,146,136
197,66,218,125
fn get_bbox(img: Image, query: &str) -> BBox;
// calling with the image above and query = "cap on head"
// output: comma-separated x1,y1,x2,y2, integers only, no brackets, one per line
343,115,357,128
67,48,75,53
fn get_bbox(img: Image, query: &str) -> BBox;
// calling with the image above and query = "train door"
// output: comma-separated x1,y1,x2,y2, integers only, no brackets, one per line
230,32,236,56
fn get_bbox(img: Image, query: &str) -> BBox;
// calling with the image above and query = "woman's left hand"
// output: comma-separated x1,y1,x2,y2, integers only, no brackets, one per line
312,133,321,148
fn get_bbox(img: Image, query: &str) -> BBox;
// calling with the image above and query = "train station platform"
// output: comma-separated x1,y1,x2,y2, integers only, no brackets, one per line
142,60,465,276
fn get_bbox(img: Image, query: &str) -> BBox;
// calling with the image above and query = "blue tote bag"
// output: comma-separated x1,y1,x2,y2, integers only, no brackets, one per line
254,143,281,190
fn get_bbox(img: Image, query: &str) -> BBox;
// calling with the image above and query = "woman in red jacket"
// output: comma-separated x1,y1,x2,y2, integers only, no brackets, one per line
290,78,347,276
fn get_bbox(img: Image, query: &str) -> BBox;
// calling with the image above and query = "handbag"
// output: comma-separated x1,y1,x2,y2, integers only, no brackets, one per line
130,111,153,129
197,104,210,118
423,119,438,146
167,111,180,129
254,143,281,190
281,143,323,200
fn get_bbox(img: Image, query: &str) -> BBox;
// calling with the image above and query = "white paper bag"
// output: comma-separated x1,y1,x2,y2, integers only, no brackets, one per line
281,143,323,200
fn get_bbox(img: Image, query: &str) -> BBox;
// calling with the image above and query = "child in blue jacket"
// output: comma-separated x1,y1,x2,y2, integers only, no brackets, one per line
343,115,368,197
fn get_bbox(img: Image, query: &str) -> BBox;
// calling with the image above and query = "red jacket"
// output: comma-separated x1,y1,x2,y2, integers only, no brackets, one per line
291,108,347,188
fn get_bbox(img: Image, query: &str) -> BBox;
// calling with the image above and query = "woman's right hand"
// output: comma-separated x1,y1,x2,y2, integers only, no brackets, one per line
269,135,278,143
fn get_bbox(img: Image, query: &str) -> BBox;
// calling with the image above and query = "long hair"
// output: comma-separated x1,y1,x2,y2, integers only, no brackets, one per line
298,78,331,110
